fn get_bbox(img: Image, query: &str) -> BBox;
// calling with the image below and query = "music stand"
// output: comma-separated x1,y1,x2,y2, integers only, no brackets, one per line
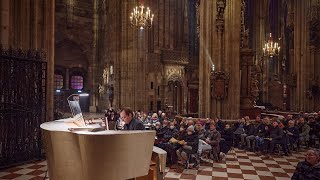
67,93,89,127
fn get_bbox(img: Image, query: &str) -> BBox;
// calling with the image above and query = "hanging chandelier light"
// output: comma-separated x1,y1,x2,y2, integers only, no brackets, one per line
263,33,280,57
129,2,154,30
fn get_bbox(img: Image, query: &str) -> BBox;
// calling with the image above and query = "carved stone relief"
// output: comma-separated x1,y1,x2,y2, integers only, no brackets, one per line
210,71,230,100
165,65,185,84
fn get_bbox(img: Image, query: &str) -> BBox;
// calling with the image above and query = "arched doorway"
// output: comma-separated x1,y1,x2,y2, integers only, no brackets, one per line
166,80,183,113
54,39,90,113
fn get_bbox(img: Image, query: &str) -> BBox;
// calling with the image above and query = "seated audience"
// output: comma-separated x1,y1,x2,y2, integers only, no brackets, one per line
292,149,320,179
204,118,211,131
265,121,289,158
244,116,261,151
308,116,320,147
284,120,299,152
199,123,221,161
220,124,233,158
195,123,206,138
165,125,187,165
255,117,270,153
176,125,199,165
214,117,225,132
187,119,195,127
151,113,159,125
233,118,246,147
297,117,311,149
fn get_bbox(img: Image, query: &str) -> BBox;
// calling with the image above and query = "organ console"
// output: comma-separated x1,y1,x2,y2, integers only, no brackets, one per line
40,118,157,180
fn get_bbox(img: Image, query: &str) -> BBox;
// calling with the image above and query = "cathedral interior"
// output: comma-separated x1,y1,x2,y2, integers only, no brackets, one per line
0,0,320,180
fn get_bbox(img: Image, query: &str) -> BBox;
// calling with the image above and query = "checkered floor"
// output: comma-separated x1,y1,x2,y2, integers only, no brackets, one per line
0,148,305,180
163,148,306,180
0,161,48,180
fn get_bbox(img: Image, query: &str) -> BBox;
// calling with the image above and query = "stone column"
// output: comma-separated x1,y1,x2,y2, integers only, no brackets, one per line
88,0,99,113
293,0,310,111
198,0,213,118
0,0,10,48
45,0,55,121
222,0,241,119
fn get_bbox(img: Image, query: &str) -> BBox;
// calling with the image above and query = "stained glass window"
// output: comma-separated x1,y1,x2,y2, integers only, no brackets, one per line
54,74,63,89
71,75,83,90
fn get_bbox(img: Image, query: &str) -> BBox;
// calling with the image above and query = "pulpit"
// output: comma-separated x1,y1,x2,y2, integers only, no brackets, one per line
240,49,261,119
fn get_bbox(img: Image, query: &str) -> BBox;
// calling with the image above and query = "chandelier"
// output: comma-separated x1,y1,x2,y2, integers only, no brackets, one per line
262,33,280,57
130,4,154,30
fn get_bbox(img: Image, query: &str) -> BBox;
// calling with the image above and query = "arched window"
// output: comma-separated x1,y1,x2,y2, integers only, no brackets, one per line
71,75,84,90
54,74,64,89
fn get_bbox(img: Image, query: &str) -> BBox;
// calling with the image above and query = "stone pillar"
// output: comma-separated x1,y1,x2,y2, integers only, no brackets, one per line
89,0,99,113
199,0,241,119
292,0,310,111
45,0,55,121
198,0,213,118
222,0,241,119
0,0,10,48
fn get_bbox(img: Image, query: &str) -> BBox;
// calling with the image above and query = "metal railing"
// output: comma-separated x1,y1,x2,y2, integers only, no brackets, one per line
0,48,46,168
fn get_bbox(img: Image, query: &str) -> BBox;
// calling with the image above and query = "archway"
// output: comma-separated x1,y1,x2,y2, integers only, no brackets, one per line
166,73,184,114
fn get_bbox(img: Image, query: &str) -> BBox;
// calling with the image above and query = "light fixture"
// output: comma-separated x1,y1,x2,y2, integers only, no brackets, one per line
262,33,280,57
129,2,154,29
212,64,215,72
77,90,82,93
56,89,61,93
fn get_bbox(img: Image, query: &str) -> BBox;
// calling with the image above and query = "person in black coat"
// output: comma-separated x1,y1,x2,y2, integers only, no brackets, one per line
284,120,299,151
204,118,211,131
220,124,233,154
121,107,145,130
255,118,270,153
165,125,187,164
265,121,288,158
292,149,320,180
308,116,320,147
214,117,225,132
176,125,199,164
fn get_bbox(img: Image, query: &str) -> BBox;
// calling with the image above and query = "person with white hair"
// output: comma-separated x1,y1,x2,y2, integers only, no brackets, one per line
292,149,320,179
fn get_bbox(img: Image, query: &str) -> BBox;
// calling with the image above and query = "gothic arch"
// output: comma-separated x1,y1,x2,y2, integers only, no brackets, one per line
167,74,184,86
55,39,88,69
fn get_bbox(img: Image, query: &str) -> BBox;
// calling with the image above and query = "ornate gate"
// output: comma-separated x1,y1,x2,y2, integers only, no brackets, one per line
0,48,46,168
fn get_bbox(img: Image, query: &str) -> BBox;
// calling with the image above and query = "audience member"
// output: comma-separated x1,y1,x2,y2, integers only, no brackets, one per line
220,124,233,158
284,120,299,152
176,125,199,166
292,149,320,179
297,117,311,149
308,116,320,147
265,121,289,158
204,118,211,131
214,117,225,132
234,118,246,147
